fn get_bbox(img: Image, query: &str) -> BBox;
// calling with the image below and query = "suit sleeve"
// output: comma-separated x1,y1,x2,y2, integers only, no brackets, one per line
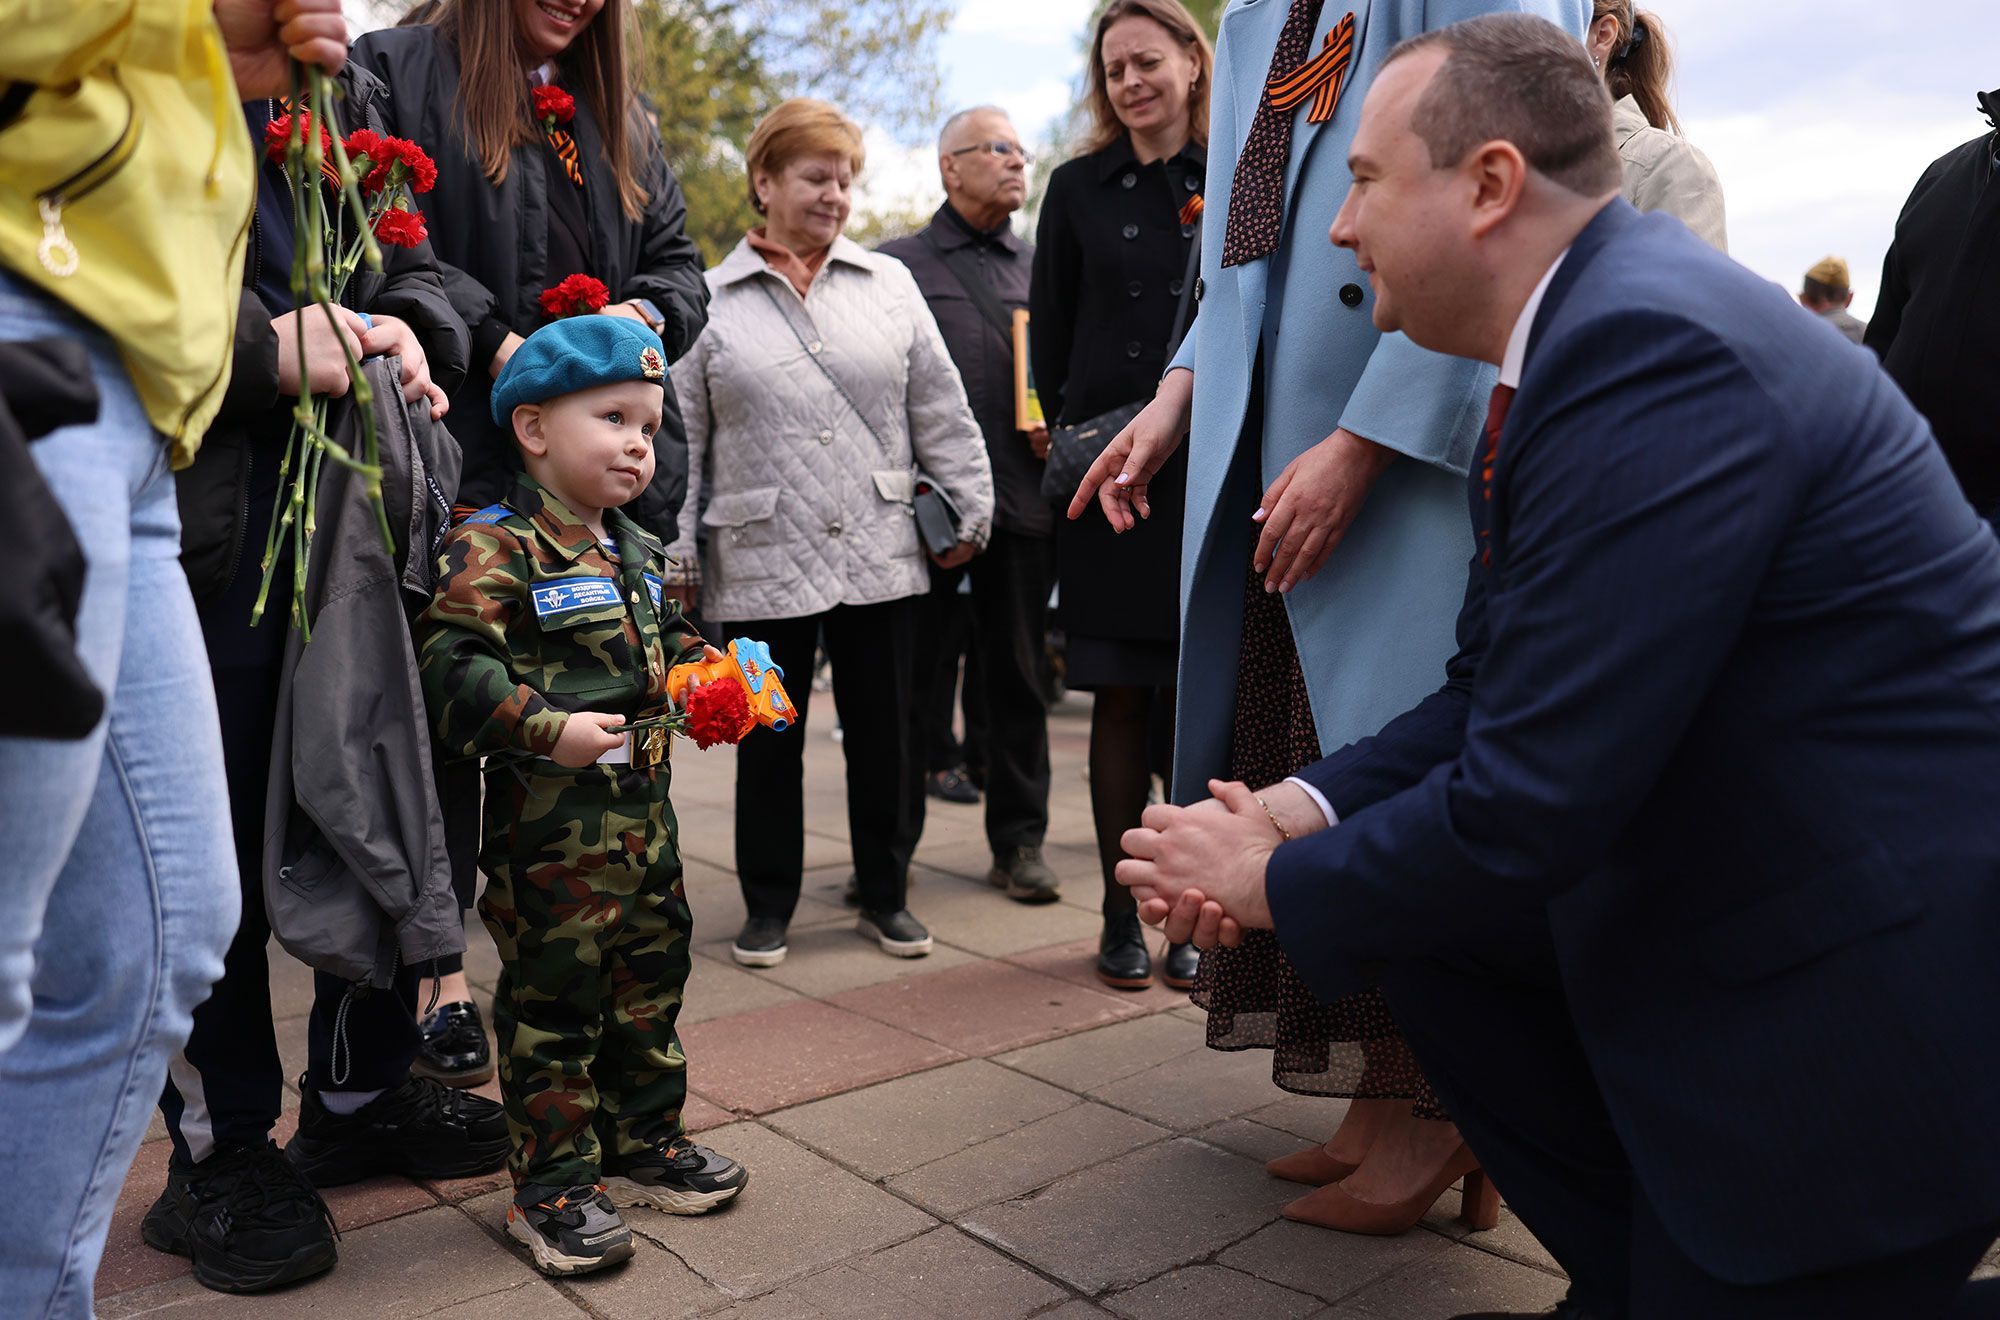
1028,171,1080,424
1269,311,1793,999
416,524,568,759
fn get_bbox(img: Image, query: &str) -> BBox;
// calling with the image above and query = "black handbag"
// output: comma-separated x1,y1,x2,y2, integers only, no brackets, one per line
1040,220,1202,507
759,282,963,556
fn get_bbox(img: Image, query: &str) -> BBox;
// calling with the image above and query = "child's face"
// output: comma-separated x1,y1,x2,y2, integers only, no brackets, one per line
513,380,661,516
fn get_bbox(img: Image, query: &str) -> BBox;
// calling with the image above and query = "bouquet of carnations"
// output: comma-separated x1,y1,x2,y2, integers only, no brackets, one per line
251,67,440,637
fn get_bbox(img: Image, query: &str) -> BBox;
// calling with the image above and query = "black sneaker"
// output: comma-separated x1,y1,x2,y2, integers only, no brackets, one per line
1160,940,1201,991
140,1140,337,1294
411,1000,494,1088
988,845,1060,904
925,766,981,804
506,1183,634,1276
731,917,789,968
287,1074,510,1186
857,908,933,957
605,1138,749,1215
1096,913,1152,990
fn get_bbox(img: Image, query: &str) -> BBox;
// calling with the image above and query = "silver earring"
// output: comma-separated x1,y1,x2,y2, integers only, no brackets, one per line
1592,56,1601,68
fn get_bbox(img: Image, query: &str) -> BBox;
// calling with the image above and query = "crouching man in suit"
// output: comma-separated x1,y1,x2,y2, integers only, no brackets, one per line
1113,14,2000,1318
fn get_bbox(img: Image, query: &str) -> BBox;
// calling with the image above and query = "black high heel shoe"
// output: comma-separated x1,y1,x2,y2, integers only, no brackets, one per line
1096,913,1152,989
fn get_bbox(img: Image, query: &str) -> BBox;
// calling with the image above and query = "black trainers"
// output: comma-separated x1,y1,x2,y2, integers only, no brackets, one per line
926,766,981,804
988,845,1060,904
411,1000,494,1088
140,1140,337,1294
1096,913,1153,989
731,917,789,968
1160,940,1201,991
857,908,933,957
287,1074,510,1186
506,1183,634,1276
605,1138,749,1215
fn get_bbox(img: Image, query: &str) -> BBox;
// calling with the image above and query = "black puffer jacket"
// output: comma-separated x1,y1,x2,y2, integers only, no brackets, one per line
349,24,709,538
178,65,470,604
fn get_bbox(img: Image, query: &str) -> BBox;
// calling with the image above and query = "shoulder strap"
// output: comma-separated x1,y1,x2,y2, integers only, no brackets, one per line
756,280,898,463
921,227,1016,344
1167,221,1201,356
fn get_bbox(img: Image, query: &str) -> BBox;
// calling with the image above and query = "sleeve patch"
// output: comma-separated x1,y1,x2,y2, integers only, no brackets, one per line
531,577,623,618
463,505,513,525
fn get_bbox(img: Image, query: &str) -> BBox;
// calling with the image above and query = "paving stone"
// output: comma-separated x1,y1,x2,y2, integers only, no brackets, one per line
829,959,1144,1058
1420,1188,1563,1277
1218,1219,1451,1304
96,1139,190,1299
767,1058,1077,1179
961,1137,1286,1293
685,1091,739,1133
1195,1118,1314,1169
996,1013,1206,1092
1245,1093,1351,1143
683,823,853,876
1039,1299,1117,1317
1337,1244,1571,1318
710,1227,1070,1319
1089,1040,1290,1132
678,999,961,1114
99,1205,540,1317
685,867,851,940
1104,1263,1322,1320
426,1278,588,1318
462,1190,731,1317
1004,938,1193,1015
621,1122,935,1297
887,1101,1170,1217
320,1174,438,1232
716,921,984,998
900,871,1104,958
681,946,807,1024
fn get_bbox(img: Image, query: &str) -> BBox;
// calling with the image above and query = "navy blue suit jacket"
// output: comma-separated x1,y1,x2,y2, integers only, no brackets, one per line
1269,200,2000,1283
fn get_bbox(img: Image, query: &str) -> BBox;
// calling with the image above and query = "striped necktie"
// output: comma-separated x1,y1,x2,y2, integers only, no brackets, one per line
1478,384,1515,565
1220,3,1358,268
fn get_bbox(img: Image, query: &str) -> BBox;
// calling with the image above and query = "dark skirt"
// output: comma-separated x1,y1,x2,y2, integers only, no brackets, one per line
1191,565,1446,1119
1064,634,1179,692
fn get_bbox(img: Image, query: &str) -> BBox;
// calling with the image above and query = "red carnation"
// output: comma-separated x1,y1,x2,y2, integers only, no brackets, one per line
348,134,438,195
340,127,385,184
531,84,576,128
264,111,332,164
373,205,428,248
539,273,611,318
685,679,754,749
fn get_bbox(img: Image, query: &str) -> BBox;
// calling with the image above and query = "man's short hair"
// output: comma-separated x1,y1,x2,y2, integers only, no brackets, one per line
939,105,1012,153
1386,13,1623,197
1801,277,1848,305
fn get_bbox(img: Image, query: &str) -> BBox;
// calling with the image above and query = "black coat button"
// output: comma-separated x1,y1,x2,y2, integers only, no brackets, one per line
1121,173,1137,188
1127,280,1143,298
1340,283,1365,307
1195,276,1205,302
1125,340,1142,358
1122,223,1139,240
1169,278,1184,296
1184,176,1199,191
1180,223,1195,239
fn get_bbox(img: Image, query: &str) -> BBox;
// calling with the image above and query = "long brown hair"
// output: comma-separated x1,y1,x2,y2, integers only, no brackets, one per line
432,0,649,220
1080,0,1214,156
1593,1,1680,135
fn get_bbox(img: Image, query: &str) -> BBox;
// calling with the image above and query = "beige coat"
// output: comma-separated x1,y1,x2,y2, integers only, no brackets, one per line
1614,95,1728,253
669,235,994,623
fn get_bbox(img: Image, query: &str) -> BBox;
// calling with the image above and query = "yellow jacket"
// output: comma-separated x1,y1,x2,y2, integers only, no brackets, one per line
0,1,254,465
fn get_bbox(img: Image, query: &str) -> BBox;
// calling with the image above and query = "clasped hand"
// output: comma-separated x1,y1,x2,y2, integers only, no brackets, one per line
1116,780,1284,950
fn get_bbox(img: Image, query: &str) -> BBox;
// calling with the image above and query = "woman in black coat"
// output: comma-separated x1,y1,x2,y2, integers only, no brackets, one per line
1030,0,1211,992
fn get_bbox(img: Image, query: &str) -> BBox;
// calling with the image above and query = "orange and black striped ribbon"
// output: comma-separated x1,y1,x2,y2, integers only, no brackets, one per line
1266,10,1356,124
1179,193,1205,227
545,127,584,188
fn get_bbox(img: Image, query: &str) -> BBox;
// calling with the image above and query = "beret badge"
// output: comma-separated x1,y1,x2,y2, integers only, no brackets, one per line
640,345,666,382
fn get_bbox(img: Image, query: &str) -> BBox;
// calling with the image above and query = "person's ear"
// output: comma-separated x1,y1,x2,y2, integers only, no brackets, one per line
514,404,549,459
1467,140,1527,239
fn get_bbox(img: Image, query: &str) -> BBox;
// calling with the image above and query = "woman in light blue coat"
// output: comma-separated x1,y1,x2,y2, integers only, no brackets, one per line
1074,0,1590,1236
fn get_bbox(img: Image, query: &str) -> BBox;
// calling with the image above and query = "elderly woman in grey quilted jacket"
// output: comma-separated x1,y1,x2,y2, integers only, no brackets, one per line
669,99,994,969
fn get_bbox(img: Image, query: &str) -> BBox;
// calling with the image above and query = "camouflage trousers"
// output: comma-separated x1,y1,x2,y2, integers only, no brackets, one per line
479,758,692,1189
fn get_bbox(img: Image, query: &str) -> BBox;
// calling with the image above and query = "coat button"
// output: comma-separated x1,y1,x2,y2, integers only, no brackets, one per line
629,591,640,604
808,339,823,353
817,429,832,444
1169,278,1184,296
1125,340,1142,358
1181,223,1195,239
1121,172,1137,188
828,521,843,536
1127,280,1143,298
1340,283,1364,307
1195,276,1205,302
1184,176,1199,191
1121,223,1139,240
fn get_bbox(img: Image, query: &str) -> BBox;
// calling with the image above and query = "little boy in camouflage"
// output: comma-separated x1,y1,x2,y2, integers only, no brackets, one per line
417,316,747,1277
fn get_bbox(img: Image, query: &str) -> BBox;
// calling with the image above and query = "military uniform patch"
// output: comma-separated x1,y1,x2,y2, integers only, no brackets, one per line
463,504,513,526
531,576,623,619
643,572,663,610
639,345,665,381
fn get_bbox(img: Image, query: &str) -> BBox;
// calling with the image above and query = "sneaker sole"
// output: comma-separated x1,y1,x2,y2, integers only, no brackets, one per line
856,918,932,958
987,869,1061,905
603,1172,748,1216
506,1211,634,1277
730,943,787,968
142,1203,338,1293
286,1129,513,1188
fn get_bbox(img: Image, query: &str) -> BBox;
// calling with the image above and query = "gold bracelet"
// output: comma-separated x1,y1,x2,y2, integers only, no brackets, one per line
1255,795,1292,843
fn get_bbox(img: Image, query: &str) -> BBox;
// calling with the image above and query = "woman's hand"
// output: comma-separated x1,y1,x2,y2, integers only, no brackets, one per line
1252,428,1395,594
360,315,448,419
930,541,977,570
1069,367,1193,532
214,0,347,98
489,331,526,381
1027,425,1051,461
273,305,367,398
550,711,626,768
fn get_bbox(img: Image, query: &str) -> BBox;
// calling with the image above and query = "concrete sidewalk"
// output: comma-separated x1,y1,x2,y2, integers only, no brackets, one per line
95,694,1584,1318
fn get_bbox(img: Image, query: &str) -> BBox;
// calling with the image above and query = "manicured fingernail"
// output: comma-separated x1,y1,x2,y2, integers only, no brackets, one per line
1251,507,1267,522
1114,473,1130,485
1264,579,1277,593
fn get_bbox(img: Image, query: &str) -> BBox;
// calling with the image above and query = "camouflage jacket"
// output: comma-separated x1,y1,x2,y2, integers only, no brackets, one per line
418,475,705,760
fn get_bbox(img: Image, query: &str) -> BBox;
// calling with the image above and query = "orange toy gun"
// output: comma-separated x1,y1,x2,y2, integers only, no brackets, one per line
666,637,794,734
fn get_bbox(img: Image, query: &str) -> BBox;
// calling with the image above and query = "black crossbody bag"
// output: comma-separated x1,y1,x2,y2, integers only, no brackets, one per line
1039,222,1201,507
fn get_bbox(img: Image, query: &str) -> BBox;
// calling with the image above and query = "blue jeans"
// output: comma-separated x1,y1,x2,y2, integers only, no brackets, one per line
0,274,239,1317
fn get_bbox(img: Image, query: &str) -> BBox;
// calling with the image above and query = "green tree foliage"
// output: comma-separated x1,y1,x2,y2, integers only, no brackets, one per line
630,0,954,264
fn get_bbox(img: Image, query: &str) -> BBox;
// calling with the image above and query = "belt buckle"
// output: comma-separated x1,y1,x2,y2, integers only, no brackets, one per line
632,724,668,769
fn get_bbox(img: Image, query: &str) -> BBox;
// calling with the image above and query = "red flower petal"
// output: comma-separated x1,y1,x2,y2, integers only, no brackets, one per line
686,679,754,749
373,205,428,248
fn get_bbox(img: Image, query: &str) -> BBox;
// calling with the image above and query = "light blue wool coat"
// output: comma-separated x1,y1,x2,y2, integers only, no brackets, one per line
1169,0,1591,802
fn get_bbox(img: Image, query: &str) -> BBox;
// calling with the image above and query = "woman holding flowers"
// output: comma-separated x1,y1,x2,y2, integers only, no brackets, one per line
353,0,709,1077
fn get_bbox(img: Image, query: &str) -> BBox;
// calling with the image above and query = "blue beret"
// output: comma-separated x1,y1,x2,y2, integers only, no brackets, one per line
490,316,668,426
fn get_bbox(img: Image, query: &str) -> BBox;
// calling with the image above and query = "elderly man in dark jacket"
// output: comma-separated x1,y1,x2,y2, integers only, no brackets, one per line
880,107,1060,904
149,66,507,1297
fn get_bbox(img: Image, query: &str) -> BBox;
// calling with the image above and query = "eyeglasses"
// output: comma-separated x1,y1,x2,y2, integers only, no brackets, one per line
948,140,1034,166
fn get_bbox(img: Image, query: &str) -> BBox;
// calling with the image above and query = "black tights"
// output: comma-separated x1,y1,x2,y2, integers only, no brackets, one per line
1089,684,1176,919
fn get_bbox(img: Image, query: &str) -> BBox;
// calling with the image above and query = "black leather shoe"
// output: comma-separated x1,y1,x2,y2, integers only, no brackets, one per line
926,766,981,804
989,845,1060,904
141,1140,337,1294
287,1075,510,1186
858,908,933,957
731,917,789,967
411,1000,493,1087
1160,940,1201,990
1096,913,1152,989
